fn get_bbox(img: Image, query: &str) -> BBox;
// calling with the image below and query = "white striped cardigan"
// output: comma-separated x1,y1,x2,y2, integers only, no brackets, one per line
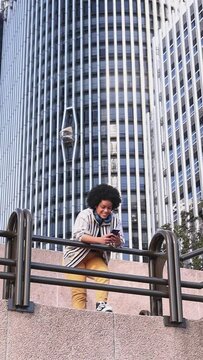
63,208,124,267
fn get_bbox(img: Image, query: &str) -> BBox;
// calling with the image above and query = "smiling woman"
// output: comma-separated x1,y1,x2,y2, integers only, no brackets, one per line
63,184,125,312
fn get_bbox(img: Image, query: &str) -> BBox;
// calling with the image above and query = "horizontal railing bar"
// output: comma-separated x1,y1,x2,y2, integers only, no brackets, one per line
0,272,15,280
30,274,168,298
0,230,16,238
0,258,16,266
2,232,202,262
0,258,201,289
30,274,203,302
181,293,203,302
31,261,169,285
0,271,202,303
180,247,203,261
1,230,202,261
1,231,202,262
32,235,163,258
31,262,202,289
180,281,202,290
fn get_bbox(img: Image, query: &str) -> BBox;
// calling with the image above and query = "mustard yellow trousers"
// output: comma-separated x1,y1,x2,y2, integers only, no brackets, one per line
66,251,110,310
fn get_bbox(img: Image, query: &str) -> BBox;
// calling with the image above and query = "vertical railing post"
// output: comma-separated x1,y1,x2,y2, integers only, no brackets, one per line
3,208,34,312
149,231,168,316
14,210,25,306
165,232,179,322
171,231,183,324
149,229,184,326
2,231,14,299
22,209,33,309
3,209,25,306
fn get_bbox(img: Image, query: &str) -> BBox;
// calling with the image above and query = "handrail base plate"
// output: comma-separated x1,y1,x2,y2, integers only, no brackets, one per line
163,316,187,328
7,298,35,313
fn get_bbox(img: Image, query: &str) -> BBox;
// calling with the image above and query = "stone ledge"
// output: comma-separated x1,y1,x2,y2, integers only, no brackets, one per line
0,299,202,360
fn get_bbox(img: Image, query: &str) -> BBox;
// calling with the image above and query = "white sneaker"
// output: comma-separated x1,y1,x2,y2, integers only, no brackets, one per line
96,301,113,312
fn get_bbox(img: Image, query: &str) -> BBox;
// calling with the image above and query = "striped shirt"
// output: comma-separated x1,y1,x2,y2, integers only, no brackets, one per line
63,208,124,267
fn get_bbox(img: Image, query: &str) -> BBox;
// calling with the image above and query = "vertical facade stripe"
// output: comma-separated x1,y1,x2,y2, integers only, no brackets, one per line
80,0,84,208
88,0,93,188
104,0,111,183
120,0,132,256
96,0,102,184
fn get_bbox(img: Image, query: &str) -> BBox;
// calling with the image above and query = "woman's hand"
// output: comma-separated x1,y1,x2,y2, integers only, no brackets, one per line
109,233,122,247
98,234,116,245
91,234,121,247
81,233,115,245
80,233,122,247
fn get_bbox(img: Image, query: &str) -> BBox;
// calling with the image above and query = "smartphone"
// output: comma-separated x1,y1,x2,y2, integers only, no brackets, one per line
111,229,120,235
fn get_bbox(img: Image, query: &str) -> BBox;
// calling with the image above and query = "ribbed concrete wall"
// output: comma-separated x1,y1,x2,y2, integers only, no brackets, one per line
0,245,203,320
0,299,202,360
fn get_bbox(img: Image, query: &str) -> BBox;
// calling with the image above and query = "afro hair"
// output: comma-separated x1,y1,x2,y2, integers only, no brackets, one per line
87,184,121,210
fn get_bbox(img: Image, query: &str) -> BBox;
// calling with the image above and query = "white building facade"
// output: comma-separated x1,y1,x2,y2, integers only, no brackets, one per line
151,0,203,228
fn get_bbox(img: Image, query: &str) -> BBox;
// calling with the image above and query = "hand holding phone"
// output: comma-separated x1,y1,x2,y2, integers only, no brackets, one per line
111,229,120,235
110,229,121,247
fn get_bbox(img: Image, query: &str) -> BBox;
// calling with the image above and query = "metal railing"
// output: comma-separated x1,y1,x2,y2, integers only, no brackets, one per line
0,209,202,328
0,208,33,311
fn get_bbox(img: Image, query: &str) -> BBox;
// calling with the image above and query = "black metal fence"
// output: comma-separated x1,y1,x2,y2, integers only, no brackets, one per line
0,208,202,328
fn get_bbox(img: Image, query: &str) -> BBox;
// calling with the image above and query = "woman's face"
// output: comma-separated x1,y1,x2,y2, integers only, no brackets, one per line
95,200,113,219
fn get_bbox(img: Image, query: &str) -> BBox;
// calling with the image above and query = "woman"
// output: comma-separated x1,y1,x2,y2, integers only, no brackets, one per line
64,184,124,312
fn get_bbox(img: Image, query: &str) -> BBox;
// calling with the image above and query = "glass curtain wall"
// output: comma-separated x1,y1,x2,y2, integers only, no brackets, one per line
0,0,182,258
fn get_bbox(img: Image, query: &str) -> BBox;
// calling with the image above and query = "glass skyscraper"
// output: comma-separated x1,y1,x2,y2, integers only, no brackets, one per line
152,0,203,228
0,0,184,258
